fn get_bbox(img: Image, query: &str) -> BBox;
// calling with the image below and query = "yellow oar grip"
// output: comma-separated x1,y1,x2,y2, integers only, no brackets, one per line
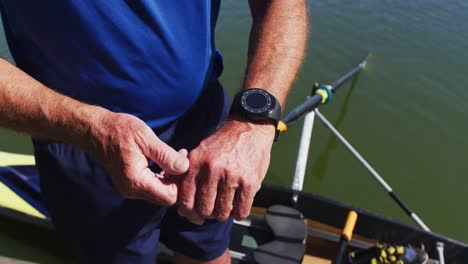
277,120,287,132
342,210,358,240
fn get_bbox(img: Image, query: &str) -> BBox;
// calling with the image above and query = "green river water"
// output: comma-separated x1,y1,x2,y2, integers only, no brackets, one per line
1,1,468,262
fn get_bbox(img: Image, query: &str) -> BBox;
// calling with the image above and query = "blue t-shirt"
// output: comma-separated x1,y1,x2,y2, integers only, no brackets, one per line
0,1,220,128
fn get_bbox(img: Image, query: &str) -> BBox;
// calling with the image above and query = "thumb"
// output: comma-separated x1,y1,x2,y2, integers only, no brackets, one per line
158,149,189,179
178,148,188,157
143,137,190,175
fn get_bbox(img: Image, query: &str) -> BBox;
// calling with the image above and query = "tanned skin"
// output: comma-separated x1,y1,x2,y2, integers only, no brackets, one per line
177,0,308,263
0,59,190,205
0,0,307,263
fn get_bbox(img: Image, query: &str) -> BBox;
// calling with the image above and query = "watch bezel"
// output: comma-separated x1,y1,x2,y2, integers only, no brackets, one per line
231,88,281,126
240,89,274,115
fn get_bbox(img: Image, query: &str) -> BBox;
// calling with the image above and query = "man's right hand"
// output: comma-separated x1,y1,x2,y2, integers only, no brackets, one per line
0,59,189,206
90,112,190,206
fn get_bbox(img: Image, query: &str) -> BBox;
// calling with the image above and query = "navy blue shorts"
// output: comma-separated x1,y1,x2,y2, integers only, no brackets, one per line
32,81,233,263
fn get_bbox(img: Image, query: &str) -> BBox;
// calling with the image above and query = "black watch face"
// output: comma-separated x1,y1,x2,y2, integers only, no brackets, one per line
241,89,272,114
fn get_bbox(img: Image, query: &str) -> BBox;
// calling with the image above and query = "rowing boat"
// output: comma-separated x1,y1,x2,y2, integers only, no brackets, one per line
2,157,467,263
1,57,467,263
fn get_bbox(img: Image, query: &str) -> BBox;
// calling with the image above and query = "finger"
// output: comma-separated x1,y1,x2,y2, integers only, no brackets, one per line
136,168,178,206
232,183,256,220
195,169,219,218
185,210,205,225
177,205,205,225
214,178,236,222
188,216,205,225
178,164,198,214
140,135,189,175
177,205,190,217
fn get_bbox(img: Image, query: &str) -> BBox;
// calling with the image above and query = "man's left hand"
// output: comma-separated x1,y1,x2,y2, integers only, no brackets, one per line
178,118,276,224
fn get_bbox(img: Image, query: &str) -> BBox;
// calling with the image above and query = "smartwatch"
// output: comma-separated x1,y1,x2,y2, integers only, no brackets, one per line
231,88,282,126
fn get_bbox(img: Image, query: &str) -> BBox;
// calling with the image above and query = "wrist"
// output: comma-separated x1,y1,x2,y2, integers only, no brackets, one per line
226,113,277,141
72,104,114,154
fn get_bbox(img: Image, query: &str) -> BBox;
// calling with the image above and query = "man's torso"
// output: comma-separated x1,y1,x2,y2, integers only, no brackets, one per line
0,0,220,128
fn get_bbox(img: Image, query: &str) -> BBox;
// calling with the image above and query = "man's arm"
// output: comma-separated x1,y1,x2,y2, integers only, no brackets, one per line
243,0,307,105
178,0,308,223
0,58,189,205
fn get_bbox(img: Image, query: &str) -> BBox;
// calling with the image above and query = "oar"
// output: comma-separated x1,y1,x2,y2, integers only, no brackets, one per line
277,55,369,205
276,54,431,231
314,109,431,232
280,55,369,127
332,211,358,264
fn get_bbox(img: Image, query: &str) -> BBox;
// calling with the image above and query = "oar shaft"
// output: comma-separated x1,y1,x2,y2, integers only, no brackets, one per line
314,109,431,232
282,55,369,125
332,211,358,264
332,237,349,264
330,56,368,91
283,95,321,125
